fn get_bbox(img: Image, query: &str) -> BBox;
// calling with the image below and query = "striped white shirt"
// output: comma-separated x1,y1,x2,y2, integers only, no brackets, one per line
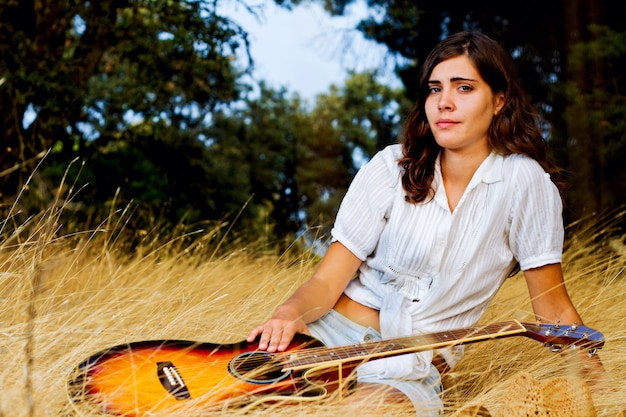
331,144,563,371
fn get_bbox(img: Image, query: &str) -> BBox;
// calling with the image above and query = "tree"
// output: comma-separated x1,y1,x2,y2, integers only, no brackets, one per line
0,0,248,205
206,84,305,243
297,72,411,237
557,10,626,221
0,0,415,245
204,73,410,243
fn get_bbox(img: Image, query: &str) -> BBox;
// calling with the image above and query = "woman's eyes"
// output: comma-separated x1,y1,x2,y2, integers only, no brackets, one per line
428,85,473,94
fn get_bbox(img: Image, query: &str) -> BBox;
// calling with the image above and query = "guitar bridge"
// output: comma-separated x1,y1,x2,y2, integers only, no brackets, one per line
157,361,191,400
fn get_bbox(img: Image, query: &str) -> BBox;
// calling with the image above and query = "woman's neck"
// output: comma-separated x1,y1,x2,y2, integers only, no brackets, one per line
440,148,490,212
441,147,489,182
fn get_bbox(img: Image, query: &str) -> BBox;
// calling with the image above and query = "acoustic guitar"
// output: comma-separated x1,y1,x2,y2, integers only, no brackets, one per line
67,319,604,416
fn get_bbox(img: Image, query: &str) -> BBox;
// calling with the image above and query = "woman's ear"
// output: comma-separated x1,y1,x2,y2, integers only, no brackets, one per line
494,92,505,115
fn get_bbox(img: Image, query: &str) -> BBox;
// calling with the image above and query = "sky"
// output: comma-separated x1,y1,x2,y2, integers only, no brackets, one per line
219,1,402,100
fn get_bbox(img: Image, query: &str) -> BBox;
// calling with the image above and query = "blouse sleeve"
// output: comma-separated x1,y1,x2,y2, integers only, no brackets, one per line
331,146,400,261
509,157,564,270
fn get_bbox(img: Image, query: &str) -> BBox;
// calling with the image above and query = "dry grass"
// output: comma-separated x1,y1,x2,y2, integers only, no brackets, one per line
1,200,624,416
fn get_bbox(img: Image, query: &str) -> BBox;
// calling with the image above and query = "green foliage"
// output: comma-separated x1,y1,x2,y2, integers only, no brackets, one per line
1,0,411,247
0,0,247,197
299,72,411,235
30,70,408,248
39,118,260,243
204,75,409,244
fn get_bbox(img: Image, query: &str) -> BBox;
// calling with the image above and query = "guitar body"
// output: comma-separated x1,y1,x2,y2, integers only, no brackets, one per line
68,334,357,416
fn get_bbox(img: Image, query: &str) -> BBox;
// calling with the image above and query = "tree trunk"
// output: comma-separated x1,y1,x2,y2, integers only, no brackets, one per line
561,0,604,219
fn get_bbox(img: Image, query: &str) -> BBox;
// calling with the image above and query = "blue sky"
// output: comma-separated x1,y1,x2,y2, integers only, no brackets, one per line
219,1,402,100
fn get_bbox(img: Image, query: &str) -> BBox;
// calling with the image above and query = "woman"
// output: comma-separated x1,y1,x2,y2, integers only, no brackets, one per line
247,31,601,415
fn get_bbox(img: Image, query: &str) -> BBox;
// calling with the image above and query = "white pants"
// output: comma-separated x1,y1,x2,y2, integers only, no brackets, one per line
307,309,444,416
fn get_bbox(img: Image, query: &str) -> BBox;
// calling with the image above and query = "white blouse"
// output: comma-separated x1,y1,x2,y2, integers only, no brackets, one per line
331,144,564,378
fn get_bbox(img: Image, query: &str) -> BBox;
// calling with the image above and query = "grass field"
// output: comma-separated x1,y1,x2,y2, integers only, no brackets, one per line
1,203,624,416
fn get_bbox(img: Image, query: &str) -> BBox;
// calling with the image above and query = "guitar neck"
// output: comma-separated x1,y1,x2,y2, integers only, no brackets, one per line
283,320,528,371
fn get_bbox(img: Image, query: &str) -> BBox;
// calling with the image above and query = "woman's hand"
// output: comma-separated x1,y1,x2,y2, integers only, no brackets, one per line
246,306,310,352
570,350,615,393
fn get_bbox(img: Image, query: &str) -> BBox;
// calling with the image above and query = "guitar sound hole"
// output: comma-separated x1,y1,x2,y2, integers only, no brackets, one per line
229,351,291,384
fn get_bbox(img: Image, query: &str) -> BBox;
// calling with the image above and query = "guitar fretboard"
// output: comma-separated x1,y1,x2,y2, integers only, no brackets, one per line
283,320,527,370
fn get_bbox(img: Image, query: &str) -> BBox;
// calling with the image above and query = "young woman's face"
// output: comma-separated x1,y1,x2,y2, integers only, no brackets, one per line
425,55,505,156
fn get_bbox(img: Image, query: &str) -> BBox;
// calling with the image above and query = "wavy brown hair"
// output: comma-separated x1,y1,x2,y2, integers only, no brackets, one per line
399,31,564,204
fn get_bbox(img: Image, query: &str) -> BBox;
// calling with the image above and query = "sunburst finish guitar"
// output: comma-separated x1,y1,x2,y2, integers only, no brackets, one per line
67,319,604,416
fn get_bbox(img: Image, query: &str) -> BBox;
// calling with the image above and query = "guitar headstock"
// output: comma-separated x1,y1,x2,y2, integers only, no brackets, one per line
522,322,605,355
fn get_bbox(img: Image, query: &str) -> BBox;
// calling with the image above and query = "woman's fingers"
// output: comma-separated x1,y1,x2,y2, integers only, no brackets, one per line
246,319,298,352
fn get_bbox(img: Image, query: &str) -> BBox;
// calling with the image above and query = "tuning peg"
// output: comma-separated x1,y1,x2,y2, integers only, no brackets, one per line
587,347,598,358
550,344,562,353
571,322,578,331
553,320,560,329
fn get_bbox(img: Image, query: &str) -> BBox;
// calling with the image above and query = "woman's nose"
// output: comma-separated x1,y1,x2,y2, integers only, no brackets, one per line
438,89,454,111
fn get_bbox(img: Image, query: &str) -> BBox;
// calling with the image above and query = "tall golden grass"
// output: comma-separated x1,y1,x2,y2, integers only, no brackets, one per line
1,191,624,416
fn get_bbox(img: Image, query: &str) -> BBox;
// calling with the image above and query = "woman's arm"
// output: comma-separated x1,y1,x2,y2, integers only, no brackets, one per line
246,241,362,352
524,263,610,391
523,263,581,324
